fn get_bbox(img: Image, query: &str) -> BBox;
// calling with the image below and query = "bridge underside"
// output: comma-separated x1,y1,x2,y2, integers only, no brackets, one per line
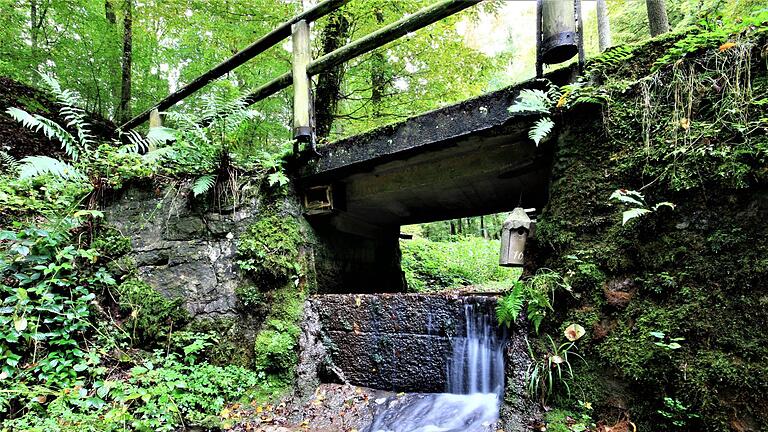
295,76,569,293
298,77,559,237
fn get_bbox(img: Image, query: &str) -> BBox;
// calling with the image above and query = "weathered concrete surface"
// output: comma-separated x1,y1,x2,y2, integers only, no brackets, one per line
296,71,578,229
308,294,501,393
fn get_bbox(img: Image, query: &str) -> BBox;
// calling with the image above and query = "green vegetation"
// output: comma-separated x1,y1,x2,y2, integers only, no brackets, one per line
400,236,519,292
237,214,302,284
526,11,768,430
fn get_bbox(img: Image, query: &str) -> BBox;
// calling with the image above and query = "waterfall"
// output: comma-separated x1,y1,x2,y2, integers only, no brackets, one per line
447,303,506,395
368,300,505,432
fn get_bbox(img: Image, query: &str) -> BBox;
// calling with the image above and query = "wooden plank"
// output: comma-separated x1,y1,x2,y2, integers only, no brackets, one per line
240,0,482,109
119,0,349,130
292,20,312,141
307,0,482,76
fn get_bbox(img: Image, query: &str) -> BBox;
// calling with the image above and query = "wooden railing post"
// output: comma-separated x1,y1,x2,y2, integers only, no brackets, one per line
292,19,313,149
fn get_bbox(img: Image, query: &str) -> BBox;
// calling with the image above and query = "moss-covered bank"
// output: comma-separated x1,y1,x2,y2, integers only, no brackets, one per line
527,20,768,431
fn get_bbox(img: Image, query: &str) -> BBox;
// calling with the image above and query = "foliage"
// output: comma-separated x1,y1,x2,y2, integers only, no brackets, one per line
237,214,302,284
525,335,586,405
609,189,675,225
400,236,518,292
657,397,700,429
649,331,684,351
545,402,595,432
0,221,113,409
2,348,270,431
497,269,570,333
115,279,190,347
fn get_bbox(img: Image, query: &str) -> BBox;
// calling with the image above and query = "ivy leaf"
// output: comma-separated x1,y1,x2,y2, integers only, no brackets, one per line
268,172,289,187
622,208,651,225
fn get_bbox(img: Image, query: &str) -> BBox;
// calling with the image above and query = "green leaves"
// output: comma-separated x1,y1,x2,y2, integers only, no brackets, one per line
529,117,554,146
610,189,675,225
191,174,216,197
496,282,525,326
508,89,553,114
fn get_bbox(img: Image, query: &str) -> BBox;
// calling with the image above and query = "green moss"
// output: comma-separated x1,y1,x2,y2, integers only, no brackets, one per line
183,318,255,368
529,21,768,429
92,225,132,258
234,284,267,310
237,214,302,283
252,284,306,384
116,279,190,345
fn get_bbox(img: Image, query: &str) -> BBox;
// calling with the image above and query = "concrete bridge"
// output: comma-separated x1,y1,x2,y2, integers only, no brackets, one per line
297,72,572,233
296,68,577,293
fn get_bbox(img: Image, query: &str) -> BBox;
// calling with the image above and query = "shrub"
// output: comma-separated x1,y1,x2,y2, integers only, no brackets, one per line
400,236,519,291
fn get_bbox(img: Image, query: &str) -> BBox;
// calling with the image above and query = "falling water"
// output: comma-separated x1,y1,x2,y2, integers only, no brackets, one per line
368,302,505,432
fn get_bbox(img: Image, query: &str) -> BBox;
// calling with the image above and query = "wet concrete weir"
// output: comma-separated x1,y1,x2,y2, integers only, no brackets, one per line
310,293,503,393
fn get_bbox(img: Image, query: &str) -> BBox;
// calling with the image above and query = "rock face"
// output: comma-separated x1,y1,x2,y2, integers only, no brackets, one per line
103,184,261,317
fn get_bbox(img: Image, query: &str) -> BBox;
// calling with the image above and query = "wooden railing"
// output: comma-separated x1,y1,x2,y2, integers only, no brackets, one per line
119,0,483,145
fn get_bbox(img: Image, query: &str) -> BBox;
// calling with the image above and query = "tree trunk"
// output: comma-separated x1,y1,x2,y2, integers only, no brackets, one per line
105,0,116,24
645,0,670,37
370,8,386,116
596,0,612,51
314,11,350,139
30,0,38,49
119,0,133,123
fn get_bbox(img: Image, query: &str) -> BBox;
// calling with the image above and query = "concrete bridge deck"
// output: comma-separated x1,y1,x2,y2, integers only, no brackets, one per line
297,69,577,235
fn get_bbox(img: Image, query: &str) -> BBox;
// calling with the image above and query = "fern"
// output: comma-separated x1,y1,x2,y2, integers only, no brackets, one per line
39,73,95,152
529,117,554,146
496,282,526,327
17,156,85,180
1,151,19,175
5,107,80,160
508,89,552,114
191,174,216,197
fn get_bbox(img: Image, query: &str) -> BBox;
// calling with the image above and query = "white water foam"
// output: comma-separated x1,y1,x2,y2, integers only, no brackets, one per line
368,303,505,432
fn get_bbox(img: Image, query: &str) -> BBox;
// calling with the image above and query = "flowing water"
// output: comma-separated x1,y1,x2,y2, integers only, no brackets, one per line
368,303,505,432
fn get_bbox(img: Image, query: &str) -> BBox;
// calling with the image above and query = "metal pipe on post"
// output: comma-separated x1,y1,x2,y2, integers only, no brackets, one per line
535,0,543,77
292,20,313,151
575,0,585,71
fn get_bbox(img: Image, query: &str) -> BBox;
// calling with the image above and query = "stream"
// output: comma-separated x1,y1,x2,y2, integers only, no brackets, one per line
367,304,506,432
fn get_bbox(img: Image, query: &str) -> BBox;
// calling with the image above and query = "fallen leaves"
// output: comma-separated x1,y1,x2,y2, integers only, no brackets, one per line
719,42,736,52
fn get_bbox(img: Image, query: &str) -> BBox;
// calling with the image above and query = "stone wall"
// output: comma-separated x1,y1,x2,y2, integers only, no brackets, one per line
103,183,262,317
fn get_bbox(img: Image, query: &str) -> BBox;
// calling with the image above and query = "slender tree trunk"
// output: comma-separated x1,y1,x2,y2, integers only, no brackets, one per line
30,0,38,49
645,0,670,37
370,8,386,117
119,0,133,123
314,11,350,139
596,0,612,51
105,0,116,24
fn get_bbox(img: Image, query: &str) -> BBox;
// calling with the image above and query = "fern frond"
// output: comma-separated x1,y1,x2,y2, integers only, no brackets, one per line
38,73,95,150
496,283,526,327
191,174,216,197
509,89,552,114
142,146,175,163
0,151,19,175
164,111,210,146
18,156,85,180
529,117,554,146
5,107,80,160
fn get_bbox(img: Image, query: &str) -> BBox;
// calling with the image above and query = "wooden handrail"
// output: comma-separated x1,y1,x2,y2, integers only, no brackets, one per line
119,0,349,131
238,0,482,109
123,0,484,131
